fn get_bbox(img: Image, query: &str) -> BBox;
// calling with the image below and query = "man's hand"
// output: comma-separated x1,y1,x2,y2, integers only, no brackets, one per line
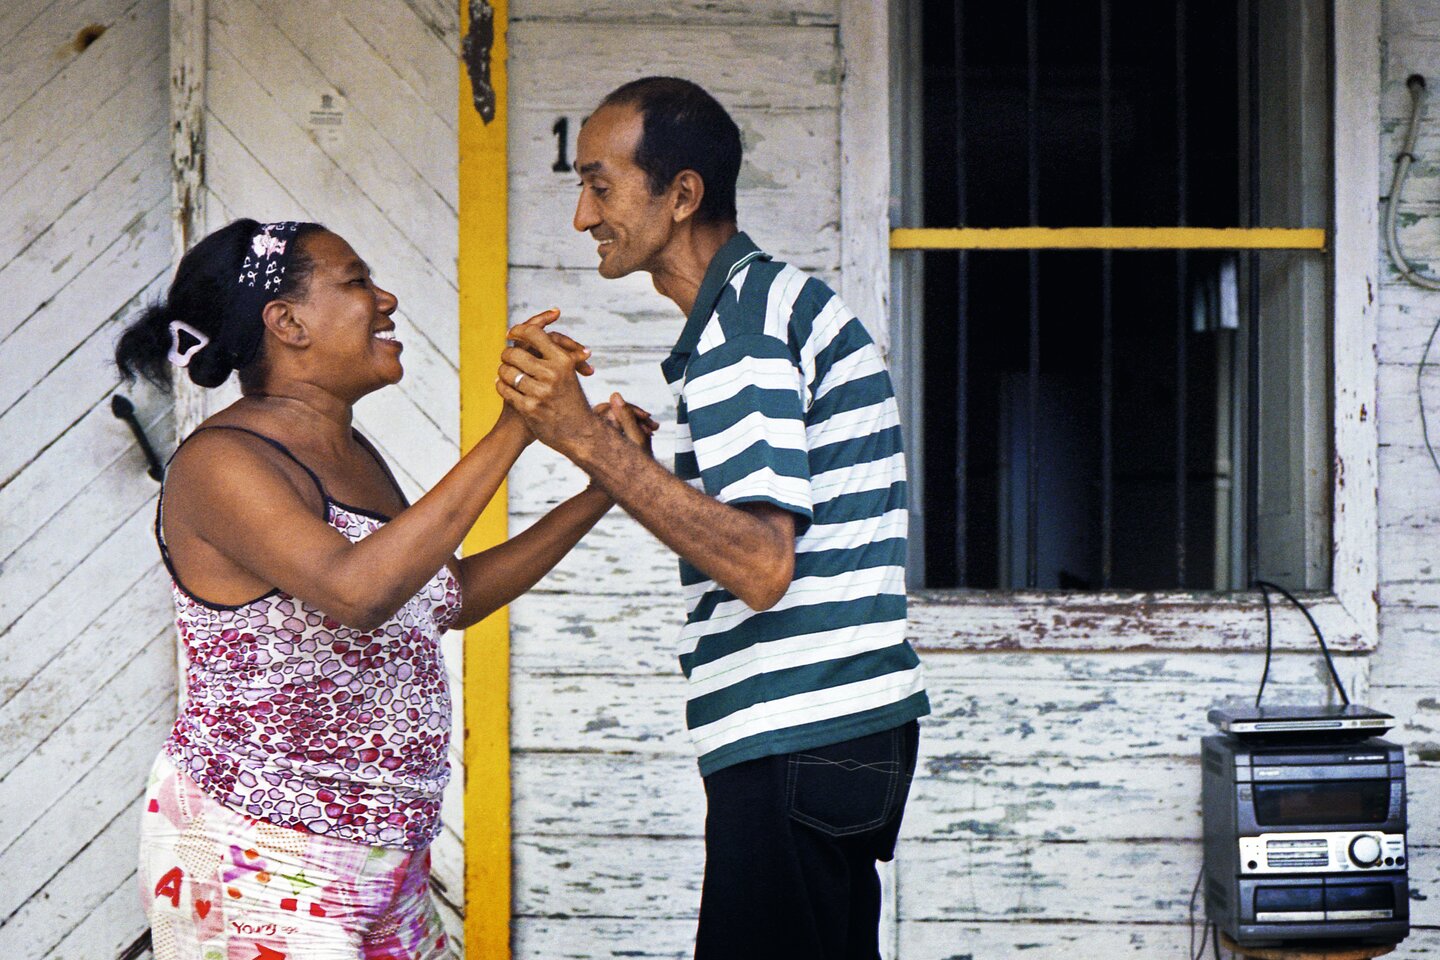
497,321,607,458
511,308,594,375
495,309,597,443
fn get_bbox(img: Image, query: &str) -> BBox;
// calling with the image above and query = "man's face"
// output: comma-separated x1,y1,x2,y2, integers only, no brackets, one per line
573,103,676,279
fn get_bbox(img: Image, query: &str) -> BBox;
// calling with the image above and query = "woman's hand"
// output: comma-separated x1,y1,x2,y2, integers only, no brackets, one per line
585,396,657,499
599,393,658,456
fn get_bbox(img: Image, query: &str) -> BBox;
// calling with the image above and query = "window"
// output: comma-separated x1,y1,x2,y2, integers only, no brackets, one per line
889,0,1331,593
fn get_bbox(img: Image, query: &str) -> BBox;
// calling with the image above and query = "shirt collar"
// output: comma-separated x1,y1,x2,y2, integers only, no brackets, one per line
670,231,769,357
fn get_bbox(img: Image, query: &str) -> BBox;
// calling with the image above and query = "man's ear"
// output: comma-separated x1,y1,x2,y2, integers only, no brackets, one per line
671,169,705,223
262,299,310,348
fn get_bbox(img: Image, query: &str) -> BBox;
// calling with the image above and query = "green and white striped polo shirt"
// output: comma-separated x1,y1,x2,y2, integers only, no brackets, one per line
661,232,930,776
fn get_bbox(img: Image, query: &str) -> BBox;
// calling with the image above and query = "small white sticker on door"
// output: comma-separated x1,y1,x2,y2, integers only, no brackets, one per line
308,92,346,146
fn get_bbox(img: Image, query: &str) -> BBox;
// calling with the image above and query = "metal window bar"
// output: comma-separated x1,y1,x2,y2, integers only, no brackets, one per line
953,0,969,586
890,228,1324,248
1100,0,1114,588
1175,0,1189,587
1026,0,1040,589
1246,0,1261,586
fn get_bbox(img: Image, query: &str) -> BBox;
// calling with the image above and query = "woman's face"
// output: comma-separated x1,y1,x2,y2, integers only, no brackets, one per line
287,231,403,395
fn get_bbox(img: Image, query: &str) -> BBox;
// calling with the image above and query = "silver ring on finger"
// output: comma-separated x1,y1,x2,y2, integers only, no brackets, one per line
514,371,526,388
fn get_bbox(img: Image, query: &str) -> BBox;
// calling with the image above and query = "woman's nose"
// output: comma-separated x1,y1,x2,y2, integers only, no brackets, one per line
376,284,399,314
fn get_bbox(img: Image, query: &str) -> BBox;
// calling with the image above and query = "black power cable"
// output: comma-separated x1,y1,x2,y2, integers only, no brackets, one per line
1253,581,1275,707
1252,579,1350,706
1188,865,1211,960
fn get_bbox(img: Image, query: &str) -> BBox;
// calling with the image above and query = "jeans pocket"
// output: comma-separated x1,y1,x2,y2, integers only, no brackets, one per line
786,727,903,837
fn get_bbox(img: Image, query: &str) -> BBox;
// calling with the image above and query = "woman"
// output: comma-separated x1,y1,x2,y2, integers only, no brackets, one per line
116,219,651,959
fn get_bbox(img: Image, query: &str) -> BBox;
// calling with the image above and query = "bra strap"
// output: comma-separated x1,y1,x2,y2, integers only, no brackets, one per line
351,429,410,508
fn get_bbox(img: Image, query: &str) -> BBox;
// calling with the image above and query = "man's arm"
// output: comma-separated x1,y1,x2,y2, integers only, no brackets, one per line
497,328,799,611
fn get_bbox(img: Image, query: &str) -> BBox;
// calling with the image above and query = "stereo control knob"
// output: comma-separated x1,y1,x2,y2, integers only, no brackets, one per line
1349,835,1383,867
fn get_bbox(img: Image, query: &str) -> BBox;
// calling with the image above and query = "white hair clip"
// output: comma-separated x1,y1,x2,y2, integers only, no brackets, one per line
167,320,211,367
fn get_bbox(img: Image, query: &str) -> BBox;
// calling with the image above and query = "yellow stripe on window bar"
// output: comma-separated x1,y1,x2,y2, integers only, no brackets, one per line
889,227,1327,250
458,0,510,956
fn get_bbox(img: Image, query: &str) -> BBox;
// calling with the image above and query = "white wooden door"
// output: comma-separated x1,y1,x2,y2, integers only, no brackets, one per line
198,0,467,946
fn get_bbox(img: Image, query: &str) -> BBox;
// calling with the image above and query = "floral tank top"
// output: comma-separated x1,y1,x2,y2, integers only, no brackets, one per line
156,427,460,851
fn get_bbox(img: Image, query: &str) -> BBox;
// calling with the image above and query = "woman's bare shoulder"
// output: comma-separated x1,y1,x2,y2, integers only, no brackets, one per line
166,410,319,509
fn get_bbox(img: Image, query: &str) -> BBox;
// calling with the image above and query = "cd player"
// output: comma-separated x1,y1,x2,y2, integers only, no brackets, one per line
1202,734,1410,945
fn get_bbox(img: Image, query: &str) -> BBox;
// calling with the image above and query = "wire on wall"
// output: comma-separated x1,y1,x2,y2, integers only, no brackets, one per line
1385,73,1440,481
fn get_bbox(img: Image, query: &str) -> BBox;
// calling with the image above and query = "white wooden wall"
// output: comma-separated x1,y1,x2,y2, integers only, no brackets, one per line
503,2,1438,958
0,0,177,957
1371,2,1440,955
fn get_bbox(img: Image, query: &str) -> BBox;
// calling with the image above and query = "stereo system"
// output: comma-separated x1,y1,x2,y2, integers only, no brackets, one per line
1202,730,1410,946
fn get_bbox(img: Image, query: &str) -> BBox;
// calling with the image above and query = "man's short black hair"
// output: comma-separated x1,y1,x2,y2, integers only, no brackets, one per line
599,76,741,225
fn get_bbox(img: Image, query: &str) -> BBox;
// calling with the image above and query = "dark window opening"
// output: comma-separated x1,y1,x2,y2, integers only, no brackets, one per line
904,0,1330,592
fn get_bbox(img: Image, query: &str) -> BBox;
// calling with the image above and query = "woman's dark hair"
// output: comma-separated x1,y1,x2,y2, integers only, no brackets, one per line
114,218,327,390
598,77,742,225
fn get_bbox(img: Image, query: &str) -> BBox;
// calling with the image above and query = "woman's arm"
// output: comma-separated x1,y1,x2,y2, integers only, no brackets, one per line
449,399,658,628
449,485,614,629
175,408,536,630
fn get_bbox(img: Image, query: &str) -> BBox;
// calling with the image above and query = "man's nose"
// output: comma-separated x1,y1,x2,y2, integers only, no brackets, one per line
574,190,599,233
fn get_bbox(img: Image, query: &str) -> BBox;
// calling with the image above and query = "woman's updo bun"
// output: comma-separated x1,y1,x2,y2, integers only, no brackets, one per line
114,218,326,390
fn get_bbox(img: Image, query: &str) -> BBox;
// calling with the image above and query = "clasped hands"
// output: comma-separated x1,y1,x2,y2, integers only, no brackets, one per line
495,309,659,458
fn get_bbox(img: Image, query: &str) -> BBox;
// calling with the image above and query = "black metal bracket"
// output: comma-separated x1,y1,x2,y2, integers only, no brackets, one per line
111,394,164,482
116,929,151,960
461,0,496,123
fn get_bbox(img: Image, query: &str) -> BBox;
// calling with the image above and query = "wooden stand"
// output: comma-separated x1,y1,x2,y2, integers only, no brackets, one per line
1219,932,1396,960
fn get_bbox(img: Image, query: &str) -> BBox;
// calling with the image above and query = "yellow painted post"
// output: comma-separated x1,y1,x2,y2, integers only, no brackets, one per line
458,0,510,956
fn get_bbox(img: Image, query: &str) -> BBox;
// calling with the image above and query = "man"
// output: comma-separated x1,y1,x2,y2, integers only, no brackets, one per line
497,76,929,959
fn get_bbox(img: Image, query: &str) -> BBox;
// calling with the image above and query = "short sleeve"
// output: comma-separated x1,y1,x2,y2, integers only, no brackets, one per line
682,334,813,529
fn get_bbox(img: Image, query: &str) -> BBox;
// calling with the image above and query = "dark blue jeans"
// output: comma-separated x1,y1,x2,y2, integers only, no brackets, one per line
694,720,920,960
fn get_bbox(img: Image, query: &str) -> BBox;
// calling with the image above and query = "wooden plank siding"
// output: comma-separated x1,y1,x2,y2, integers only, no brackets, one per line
499,1,1425,957
1370,11,1440,957
0,1,175,956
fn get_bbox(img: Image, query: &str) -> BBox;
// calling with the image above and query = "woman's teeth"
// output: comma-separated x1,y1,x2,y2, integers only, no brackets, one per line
374,330,398,341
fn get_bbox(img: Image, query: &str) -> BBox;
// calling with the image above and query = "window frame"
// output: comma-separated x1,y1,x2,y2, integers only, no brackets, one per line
838,0,1378,654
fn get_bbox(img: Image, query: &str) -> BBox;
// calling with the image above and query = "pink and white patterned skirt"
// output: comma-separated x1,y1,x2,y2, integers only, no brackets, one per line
138,752,454,960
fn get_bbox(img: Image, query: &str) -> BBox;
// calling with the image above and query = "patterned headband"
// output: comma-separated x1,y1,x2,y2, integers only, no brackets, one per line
238,221,303,294
222,220,310,368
